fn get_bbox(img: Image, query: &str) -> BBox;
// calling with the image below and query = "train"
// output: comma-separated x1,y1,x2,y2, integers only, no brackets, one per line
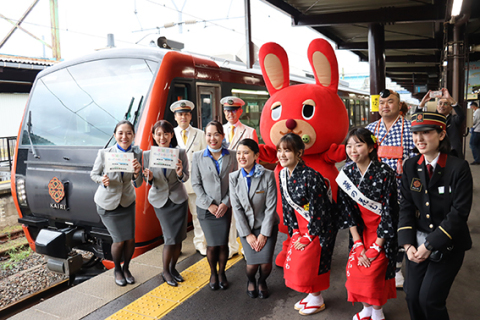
11,46,369,275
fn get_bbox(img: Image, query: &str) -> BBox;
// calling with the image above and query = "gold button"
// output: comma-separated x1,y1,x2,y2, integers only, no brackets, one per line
429,224,434,229
426,202,429,206
425,190,428,194
426,214,430,219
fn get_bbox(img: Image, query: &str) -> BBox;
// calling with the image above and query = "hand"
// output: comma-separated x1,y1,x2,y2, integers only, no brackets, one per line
419,91,432,108
256,234,267,252
357,249,371,268
143,168,153,181
208,204,218,215
441,88,456,105
405,245,422,263
102,174,110,187
365,248,380,261
246,234,257,250
176,159,183,177
326,143,346,163
414,244,431,262
215,203,228,218
293,236,311,250
132,159,141,177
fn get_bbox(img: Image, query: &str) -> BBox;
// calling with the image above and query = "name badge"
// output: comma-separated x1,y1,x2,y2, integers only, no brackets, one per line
438,186,445,194
255,190,265,194
410,178,422,192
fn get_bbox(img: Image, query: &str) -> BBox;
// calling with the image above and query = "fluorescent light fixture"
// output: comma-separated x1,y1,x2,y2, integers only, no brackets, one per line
451,0,463,16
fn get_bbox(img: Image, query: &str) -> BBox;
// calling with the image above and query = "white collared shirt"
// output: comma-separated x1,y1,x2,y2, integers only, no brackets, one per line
425,152,440,170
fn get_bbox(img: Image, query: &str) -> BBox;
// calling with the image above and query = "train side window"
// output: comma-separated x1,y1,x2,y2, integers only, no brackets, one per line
197,85,221,130
230,88,269,144
164,83,194,127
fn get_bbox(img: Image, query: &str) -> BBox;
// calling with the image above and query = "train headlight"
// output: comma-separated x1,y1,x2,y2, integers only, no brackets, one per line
16,178,28,207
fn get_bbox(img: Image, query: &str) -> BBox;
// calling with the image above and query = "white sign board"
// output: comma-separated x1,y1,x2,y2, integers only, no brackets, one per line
104,152,135,173
149,147,179,169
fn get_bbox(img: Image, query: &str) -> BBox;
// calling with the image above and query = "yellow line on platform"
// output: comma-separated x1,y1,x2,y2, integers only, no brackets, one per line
106,242,244,320
0,180,10,184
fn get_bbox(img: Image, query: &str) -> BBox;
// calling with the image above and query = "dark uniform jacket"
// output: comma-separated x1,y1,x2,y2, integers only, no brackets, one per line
398,153,472,252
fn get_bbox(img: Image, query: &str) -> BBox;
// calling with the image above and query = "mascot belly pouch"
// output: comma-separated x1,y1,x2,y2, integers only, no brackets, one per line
258,39,349,267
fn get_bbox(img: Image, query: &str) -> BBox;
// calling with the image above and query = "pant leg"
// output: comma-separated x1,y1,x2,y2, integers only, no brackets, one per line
405,257,429,320
188,194,206,252
418,249,465,320
228,211,239,257
470,132,480,162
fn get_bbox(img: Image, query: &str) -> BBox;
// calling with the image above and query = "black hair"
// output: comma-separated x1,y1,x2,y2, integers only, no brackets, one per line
238,138,259,154
276,133,305,161
412,128,451,154
205,120,225,135
151,120,178,148
114,120,135,134
345,127,378,161
471,101,478,108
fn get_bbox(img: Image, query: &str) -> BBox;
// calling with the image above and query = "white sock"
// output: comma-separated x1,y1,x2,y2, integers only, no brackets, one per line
371,308,385,320
307,293,324,306
357,306,373,319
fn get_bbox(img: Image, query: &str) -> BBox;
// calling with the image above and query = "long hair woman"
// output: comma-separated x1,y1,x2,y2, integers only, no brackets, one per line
143,120,189,287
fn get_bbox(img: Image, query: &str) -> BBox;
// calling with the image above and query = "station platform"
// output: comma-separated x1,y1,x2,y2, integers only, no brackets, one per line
10,148,480,320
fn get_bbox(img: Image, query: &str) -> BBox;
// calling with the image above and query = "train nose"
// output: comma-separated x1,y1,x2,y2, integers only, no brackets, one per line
285,119,297,130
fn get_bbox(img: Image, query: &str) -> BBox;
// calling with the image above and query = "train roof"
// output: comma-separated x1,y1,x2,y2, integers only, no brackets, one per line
35,47,369,96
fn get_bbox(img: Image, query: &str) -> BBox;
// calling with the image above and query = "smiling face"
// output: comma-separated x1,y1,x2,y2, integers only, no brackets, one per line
379,94,401,120
346,136,373,167
436,99,453,116
224,108,242,124
413,129,445,158
174,111,192,129
153,127,173,147
236,144,258,172
115,123,135,150
205,124,225,149
276,142,302,171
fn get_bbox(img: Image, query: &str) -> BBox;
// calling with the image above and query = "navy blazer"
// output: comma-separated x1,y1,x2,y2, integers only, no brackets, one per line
398,153,472,252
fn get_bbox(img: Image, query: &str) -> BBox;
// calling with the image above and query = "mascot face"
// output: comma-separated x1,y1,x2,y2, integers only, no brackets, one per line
259,39,349,155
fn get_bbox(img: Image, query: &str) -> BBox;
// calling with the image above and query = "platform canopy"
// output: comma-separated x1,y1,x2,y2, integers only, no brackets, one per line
261,0,480,97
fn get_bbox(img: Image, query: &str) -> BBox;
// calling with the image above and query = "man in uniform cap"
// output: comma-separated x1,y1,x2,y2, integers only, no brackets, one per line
171,100,208,255
221,96,258,258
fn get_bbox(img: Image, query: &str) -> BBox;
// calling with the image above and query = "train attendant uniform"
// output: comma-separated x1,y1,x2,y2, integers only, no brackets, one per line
91,144,143,243
143,148,189,245
279,162,336,294
172,100,208,255
191,147,237,247
229,164,279,265
399,112,473,320
337,161,398,307
221,96,258,258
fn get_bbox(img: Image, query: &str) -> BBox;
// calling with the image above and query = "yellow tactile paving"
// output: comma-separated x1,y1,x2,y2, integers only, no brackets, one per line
106,239,245,320
107,309,155,320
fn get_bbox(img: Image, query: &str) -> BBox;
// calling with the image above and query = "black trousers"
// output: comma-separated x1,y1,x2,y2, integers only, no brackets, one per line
404,249,465,320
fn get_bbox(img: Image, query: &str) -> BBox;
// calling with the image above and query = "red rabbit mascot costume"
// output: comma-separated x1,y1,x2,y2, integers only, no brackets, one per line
258,39,349,267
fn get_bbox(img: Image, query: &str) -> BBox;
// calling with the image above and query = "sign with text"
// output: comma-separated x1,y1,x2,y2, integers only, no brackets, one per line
149,147,179,169
105,152,135,173
370,94,379,112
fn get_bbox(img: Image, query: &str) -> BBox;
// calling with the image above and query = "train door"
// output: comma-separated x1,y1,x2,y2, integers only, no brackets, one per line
196,84,221,130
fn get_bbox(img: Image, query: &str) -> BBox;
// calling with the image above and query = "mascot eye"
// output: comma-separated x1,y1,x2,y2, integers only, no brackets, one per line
302,104,315,120
271,103,282,121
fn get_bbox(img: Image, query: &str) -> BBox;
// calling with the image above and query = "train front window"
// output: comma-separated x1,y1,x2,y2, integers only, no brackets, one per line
21,58,158,146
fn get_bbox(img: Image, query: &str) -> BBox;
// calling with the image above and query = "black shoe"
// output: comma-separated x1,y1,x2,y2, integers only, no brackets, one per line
247,281,257,298
470,161,480,165
209,274,219,290
218,274,229,290
258,282,269,299
115,277,127,286
171,269,184,282
162,273,178,287
125,275,135,284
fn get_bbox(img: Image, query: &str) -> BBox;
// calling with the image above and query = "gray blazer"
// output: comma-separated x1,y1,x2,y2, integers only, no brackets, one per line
144,148,189,208
91,145,143,211
191,149,237,212
229,167,279,237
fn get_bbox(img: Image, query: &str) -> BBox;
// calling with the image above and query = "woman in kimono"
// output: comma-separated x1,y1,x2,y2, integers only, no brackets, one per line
336,127,398,320
276,133,336,315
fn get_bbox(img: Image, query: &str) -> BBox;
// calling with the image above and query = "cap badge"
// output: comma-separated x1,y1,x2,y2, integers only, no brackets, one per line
417,114,423,122
228,99,234,105
180,102,186,107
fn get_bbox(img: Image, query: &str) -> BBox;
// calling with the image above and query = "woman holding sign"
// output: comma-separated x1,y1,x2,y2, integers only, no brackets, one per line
143,120,189,287
191,120,237,290
336,128,398,320
91,120,143,287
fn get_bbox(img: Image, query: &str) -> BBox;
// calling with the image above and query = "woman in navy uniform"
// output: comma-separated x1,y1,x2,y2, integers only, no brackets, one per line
143,120,189,287
91,120,143,286
398,112,473,320
191,120,237,290
229,139,279,299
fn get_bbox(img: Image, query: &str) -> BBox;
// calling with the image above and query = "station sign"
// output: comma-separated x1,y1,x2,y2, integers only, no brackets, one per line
370,95,379,112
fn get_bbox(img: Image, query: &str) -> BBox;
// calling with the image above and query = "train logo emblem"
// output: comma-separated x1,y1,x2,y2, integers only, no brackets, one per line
48,177,65,203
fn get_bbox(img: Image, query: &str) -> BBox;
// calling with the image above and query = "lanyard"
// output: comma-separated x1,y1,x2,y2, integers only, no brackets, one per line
374,115,404,148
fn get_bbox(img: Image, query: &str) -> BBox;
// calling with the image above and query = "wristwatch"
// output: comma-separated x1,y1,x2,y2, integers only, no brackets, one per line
424,240,434,251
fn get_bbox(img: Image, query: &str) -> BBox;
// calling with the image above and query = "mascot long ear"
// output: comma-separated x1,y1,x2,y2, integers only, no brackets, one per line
308,39,339,93
259,42,290,95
